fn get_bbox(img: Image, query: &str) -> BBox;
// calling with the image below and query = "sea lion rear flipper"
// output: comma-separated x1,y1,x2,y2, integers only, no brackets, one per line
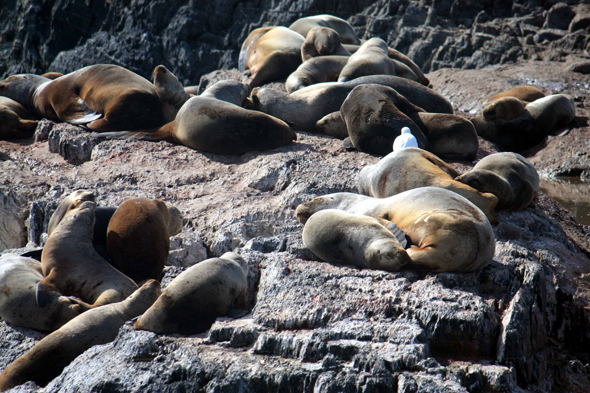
36,280,60,308
227,289,249,318
60,98,102,125
383,222,408,248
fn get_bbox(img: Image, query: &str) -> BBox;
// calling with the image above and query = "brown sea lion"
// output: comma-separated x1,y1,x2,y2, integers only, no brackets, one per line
0,65,177,131
296,187,496,272
285,56,349,93
456,152,540,211
134,252,249,335
0,255,83,332
106,198,171,285
39,191,138,309
472,94,576,151
239,26,305,89
338,38,396,82
152,65,191,122
250,75,453,132
0,96,38,140
487,85,545,103
0,280,161,391
289,14,361,45
97,96,296,155
301,26,351,61
357,147,498,223
302,209,411,271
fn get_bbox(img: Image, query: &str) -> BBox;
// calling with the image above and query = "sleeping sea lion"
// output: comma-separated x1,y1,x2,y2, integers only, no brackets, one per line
0,96,38,140
301,26,351,61
289,14,361,45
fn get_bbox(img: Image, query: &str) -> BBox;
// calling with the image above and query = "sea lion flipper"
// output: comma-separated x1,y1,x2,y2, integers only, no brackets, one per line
36,280,59,308
61,98,102,125
422,150,461,177
342,137,355,150
383,222,408,248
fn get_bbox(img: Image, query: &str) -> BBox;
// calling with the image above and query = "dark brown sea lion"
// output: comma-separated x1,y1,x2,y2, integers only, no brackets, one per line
300,26,351,61
0,96,38,140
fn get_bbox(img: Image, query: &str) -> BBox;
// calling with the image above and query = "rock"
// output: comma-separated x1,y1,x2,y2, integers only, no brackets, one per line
544,3,575,30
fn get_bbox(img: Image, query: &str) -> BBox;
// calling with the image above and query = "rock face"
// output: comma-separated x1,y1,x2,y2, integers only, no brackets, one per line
1,58,590,391
2,0,590,84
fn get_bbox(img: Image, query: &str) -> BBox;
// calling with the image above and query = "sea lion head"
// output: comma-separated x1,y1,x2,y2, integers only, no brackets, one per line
295,193,357,224
221,252,249,276
365,238,411,272
165,203,183,236
152,65,190,121
200,80,249,107
456,169,513,211
482,97,526,120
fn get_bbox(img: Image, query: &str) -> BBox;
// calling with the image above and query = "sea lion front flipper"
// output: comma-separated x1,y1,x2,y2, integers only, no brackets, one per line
227,289,249,318
342,137,355,150
60,98,102,125
36,280,60,308
421,149,461,178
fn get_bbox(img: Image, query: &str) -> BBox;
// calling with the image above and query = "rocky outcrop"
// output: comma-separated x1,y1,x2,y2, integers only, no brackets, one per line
2,1,590,85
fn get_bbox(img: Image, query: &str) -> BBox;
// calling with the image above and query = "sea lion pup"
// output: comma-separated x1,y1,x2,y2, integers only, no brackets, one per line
0,65,172,132
0,280,161,391
338,38,397,82
238,26,305,89
357,147,498,223
487,85,545,103
472,94,576,151
343,44,430,86
0,255,84,332
134,252,249,335
250,75,453,132
302,209,411,272
152,65,191,122
295,187,496,272
39,191,138,309
456,152,540,211
199,80,249,107
0,96,38,140
341,84,429,155
106,198,171,285
97,95,296,155
285,55,349,93
300,27,351,61
289,14,362,45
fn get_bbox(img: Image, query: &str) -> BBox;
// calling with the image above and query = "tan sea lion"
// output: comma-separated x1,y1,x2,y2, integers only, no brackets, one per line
238,26,305,89
295,187,496,272
289,14,361,44
343,44,429,86
0,255,84,332
152,65,191,122
357,147,498,223
0,96,38,140
106,198,171,285
456,152,539,211
301,26,351,61
39,191,138,309
134,252,249,335
97,96,296,155
338,38,396,82
0,280,161,391
285,55,349,93
302,209,411,271
199,80,249,106
472,94,576,151
0,65,176,131
250,75,453,132
487,85,545,103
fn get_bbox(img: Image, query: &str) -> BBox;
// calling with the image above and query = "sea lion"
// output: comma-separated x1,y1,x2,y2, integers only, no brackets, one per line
295,187,496,272
456,152,540,211
285,55,349,93
0,65,175,131
97,96,296,155
338,38,396,82
134,252,249,335
106,198,171,285
300,27,351,61
0,96,38,140
0,280,161,391
152,65,191,122
250,75,453,132
302,209,411,272
239,26,305,89
487,85,545,103
342,44,430,86
341,84,429,155
472,94,576,151
357,147,498,223
289,14,362,45
39,191,138,309
199,80,249,106
0,255,84,332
